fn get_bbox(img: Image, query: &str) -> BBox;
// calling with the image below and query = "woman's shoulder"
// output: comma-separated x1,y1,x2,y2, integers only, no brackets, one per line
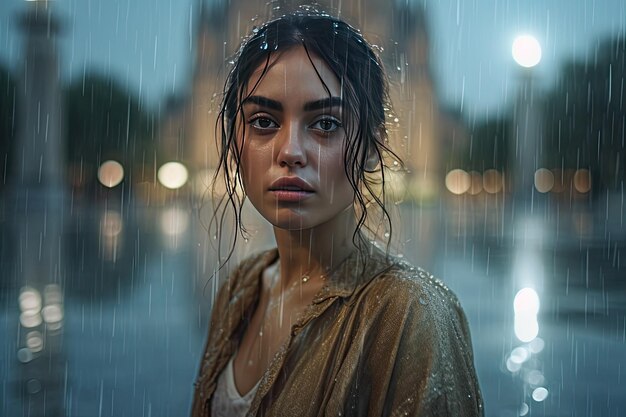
359,252,475,355
364,251,463,313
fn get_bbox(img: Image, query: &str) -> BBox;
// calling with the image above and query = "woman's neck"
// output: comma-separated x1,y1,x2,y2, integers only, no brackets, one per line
271,206,359,289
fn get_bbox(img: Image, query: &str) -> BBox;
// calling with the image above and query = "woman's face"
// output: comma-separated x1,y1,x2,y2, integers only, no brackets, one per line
237,46,355,230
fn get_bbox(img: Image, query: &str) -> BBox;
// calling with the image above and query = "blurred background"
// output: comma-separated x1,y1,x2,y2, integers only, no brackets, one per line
0,0,624,416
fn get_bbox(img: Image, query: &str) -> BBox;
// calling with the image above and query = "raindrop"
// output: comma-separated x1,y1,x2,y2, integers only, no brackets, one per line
531,387,549,402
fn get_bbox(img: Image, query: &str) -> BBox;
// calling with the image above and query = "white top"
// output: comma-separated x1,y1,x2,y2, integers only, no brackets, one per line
210,354,261,417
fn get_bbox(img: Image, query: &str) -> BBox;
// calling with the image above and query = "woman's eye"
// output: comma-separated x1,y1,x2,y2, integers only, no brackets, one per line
250,117,278,129
311,118,341,133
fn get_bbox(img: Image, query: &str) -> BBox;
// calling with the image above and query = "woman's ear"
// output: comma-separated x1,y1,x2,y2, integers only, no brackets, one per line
365,126,385,171
365,150,379,171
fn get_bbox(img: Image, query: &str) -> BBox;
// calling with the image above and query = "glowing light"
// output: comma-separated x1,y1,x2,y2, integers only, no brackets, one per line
514,288,540,342
512,35,542,68
506,357,522,373
445,169,471,195
42,304,63,323
534,168,554,193
514,316,539,343
532,387,549,402
483,169,503,194
573,169,591,193
158,162,189,189
468,171,483,195
19,287,41,312
514,288,540,315
26,331,43,352
98,160,124,188
509,346,530,364
529,337,545,353
20,311,42,328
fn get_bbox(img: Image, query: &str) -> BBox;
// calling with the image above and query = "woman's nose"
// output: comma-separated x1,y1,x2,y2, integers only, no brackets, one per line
276,123,307,167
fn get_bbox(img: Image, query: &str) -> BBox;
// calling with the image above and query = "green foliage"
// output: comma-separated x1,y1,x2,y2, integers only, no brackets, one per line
463,116,511,172
0,65,16,183
543,35,625,189
65,72,155,173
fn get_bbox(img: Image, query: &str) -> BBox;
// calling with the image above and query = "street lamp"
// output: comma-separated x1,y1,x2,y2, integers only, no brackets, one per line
512,35,542,68
510,34,543,206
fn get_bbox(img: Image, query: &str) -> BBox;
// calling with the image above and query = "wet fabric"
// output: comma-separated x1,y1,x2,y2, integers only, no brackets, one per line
211,353,260,417
191,244,484,417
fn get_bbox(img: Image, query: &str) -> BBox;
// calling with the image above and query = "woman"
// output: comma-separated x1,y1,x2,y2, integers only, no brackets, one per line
191,11,483,417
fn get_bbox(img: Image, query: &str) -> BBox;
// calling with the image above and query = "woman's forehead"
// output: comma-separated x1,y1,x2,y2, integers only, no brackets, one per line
243,46,341,100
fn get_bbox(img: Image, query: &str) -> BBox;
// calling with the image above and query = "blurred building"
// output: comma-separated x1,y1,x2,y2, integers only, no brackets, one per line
159,0,464,200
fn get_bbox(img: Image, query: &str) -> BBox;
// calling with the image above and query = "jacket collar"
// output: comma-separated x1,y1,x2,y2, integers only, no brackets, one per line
237,242,395,306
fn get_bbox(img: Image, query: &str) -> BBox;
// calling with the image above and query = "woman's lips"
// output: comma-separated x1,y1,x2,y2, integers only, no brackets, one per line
269,189,315,202
268,176,315,201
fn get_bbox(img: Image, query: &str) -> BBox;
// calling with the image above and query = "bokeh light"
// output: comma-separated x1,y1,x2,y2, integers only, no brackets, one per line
573,169,592,193
158,162,189,189
512,35,542,67
514,288,540,315
468,171,483,195
532,387,549,402
534,168,554,193
514,316,539,343
98,160,124,188
483,169,503,194
445,169,471,195
514,288,540,342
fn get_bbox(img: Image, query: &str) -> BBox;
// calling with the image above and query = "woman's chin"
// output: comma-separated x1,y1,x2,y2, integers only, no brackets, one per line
266,215,314,231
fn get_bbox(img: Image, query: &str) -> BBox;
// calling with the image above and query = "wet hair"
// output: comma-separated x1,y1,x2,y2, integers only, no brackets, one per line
210,10,404,267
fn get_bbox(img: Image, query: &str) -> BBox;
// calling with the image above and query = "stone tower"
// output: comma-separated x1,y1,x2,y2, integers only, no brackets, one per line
9,2,66,416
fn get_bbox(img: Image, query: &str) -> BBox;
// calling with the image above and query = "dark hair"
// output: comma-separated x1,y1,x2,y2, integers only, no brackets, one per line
210,10,404,267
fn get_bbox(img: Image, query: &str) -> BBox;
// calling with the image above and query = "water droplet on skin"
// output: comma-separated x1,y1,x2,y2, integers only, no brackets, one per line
419,297,428,305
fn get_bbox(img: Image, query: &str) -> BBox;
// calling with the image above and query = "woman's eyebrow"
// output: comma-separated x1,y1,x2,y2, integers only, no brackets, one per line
303,97,343,111
242,95,283,111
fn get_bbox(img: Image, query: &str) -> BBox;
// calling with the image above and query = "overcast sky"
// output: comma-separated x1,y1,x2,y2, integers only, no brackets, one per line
1,0,624,118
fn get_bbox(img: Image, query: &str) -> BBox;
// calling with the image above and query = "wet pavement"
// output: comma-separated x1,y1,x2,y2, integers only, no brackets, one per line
1,192,625,416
